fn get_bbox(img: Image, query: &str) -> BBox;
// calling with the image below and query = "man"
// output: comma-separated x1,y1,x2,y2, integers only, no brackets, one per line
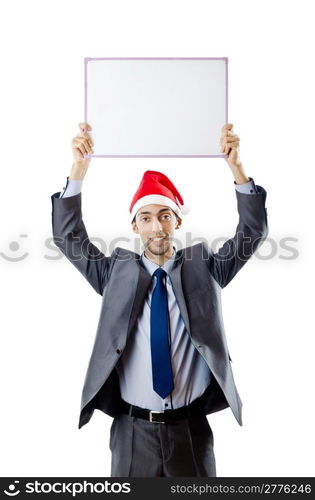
51,122,268,477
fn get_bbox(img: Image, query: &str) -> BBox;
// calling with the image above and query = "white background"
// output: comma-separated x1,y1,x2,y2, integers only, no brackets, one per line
0,0,314,478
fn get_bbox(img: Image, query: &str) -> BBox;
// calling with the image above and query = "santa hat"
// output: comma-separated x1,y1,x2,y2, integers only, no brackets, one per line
129,170,190,220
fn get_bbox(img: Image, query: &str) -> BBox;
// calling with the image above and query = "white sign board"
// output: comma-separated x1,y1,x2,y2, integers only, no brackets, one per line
84,57,228,158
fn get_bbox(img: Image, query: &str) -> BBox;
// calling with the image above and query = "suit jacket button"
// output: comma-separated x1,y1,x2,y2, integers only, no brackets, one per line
116,348,121,354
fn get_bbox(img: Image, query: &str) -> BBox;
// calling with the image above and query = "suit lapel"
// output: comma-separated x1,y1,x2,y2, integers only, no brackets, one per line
126,260,152,339
169,249,191,335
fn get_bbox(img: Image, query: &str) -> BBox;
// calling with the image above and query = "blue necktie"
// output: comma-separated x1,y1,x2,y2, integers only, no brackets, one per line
150,268,174,399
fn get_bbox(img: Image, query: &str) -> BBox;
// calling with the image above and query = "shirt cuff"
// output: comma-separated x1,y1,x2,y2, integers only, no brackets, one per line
59,176,83,199
234,176,257,194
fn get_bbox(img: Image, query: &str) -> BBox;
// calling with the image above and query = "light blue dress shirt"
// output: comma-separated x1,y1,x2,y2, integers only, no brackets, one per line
58,175,257,410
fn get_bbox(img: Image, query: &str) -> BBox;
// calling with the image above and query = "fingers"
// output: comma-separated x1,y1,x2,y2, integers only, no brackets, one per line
221,125,237,141
223,135,239,143
72,122,94,157
72,137,92,156
220,138,240,154
224,143,237,154
79,122,91,133
76,135,94,152
222,141,239,154
220,123,240,153
78,122,94,146
221,123,233,132
220,136,239,151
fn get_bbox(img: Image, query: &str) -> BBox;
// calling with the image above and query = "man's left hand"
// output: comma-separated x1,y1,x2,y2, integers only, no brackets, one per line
220,123,242,169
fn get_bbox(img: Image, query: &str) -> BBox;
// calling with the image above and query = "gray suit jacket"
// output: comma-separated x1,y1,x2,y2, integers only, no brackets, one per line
51,184,268,429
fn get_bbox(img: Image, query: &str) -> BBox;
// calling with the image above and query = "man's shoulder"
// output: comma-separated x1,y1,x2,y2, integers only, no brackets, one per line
179,241,213,260
110,246,141,258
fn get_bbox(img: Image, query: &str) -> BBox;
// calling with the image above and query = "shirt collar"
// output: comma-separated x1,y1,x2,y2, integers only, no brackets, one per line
141,245,177,276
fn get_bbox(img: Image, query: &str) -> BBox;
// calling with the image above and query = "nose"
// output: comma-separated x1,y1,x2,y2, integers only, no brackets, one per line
151,217,163,233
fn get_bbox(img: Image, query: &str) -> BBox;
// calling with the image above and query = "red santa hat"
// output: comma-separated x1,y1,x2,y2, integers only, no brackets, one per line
129,170,190,220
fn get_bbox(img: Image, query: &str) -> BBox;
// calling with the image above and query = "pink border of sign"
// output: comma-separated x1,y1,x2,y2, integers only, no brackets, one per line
84,57,228,158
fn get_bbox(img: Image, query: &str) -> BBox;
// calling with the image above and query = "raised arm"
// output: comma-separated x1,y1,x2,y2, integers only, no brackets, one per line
51,122,112,295
206,123,268,288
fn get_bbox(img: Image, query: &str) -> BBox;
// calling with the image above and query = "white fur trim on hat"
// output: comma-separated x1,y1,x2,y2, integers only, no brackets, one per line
179,204,190,215
131,194,182,219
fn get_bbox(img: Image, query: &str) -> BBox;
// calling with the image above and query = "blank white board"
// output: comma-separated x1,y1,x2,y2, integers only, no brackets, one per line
84,57,228,157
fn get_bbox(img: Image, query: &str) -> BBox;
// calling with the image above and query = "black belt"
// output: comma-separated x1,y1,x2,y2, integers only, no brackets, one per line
120,384,211,424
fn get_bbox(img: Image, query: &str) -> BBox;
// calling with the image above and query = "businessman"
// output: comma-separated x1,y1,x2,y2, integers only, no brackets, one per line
51,122,268,477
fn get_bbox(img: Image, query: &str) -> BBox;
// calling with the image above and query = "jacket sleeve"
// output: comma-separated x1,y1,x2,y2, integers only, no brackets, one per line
51,191,112,295
205,182,269,288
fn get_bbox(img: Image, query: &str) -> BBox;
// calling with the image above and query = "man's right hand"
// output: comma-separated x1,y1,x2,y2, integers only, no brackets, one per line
69,122,94,180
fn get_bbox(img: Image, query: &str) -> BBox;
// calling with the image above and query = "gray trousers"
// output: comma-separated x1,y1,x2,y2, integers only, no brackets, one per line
109,412,216,477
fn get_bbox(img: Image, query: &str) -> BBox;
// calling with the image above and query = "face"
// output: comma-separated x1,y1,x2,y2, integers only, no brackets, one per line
132,204,182,256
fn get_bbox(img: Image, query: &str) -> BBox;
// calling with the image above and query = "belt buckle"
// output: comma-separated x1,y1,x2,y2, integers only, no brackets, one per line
149,410,165,424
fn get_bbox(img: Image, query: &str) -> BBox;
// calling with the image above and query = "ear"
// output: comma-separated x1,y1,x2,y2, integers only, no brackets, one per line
132,220,139,234
175,217,182,230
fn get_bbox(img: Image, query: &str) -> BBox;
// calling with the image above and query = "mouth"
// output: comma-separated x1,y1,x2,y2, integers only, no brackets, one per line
147,236,169,247
151,237,166,242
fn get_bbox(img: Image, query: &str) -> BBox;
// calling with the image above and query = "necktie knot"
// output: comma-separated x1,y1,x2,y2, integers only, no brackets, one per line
153,268,167,281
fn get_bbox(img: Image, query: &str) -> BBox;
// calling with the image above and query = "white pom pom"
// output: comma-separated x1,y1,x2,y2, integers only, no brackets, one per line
180,205,190,215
